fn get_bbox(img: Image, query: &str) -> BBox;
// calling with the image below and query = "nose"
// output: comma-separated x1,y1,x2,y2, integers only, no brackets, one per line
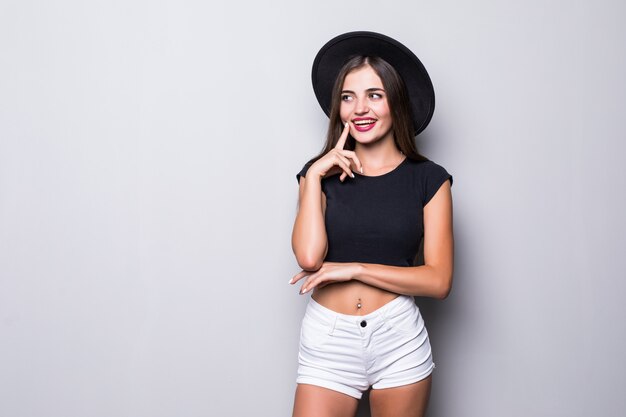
354,97,369,115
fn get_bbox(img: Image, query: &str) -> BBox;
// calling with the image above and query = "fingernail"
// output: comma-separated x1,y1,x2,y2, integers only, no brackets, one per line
300,287,307,294
351,173,355,178
360,167,363,174
345,122,348,127
288,278,293,284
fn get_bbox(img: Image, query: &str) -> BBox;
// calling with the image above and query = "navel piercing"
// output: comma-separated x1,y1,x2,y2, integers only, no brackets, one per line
357,298,362,309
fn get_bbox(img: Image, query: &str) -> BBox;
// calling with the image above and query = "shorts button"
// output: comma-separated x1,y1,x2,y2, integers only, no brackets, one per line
360,320,367,327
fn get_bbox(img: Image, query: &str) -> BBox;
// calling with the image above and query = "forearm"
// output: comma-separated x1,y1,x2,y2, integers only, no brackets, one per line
354,262,453,299
291,176,327,271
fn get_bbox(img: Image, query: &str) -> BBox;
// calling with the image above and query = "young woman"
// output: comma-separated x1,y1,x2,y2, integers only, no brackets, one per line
290,32,454,417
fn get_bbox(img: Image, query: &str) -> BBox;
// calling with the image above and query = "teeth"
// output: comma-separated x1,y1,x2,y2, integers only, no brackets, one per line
354,120,376,126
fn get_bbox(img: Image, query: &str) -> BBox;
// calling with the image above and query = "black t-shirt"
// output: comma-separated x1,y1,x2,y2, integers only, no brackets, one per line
296,157,453,267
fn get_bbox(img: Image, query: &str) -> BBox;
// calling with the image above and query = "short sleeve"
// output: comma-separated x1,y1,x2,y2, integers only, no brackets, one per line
296,161,313,184
422,161,453,206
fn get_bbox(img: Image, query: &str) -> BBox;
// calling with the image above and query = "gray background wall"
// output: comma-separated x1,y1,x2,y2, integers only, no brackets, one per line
1,1,624,416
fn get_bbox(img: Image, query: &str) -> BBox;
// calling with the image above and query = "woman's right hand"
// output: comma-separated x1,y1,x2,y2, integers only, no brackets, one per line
308,122,363,182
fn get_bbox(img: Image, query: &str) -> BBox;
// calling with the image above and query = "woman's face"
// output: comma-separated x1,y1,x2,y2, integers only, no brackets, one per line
339,65,393,145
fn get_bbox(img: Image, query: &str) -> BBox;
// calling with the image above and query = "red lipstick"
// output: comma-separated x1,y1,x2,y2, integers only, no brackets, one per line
352,117,377,132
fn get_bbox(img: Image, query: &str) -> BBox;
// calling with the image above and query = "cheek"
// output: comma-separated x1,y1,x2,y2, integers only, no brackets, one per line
339,103,351,120
377,104,392,122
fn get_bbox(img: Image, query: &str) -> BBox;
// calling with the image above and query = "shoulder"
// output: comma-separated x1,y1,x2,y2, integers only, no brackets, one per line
405,158,453,206
295,160,314,184
406,159,452,182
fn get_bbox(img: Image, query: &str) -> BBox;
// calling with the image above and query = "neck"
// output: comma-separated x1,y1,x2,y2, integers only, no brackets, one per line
354,135,404,170
354,137,406,175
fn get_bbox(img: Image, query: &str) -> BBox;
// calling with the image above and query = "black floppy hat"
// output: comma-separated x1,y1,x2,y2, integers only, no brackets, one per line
311,31,435,136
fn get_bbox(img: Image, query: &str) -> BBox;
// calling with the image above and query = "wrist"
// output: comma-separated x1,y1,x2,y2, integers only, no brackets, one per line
302,175,322,192
305,167,324,181
353,263,366,280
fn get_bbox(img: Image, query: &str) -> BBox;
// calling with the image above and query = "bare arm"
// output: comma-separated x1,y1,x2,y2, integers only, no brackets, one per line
356,179,454,298
294,179,454,299
291,175,328,271
291,122,362,271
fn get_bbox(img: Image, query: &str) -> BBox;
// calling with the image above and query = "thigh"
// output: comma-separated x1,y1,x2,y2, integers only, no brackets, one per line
292,383,359,417
369,375,432,417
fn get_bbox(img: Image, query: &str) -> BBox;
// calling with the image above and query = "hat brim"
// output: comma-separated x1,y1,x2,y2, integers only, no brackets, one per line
311,31,435,136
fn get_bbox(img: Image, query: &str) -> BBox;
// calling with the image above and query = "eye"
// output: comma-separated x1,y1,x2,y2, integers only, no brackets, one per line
369,92,383,99
341,94,353,102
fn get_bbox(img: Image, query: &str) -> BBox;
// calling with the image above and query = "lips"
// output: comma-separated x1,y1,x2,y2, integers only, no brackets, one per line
352,117,377,132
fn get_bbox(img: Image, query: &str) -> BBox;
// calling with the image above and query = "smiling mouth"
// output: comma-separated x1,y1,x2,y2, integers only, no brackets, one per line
353,118,377,126
352,118,377,132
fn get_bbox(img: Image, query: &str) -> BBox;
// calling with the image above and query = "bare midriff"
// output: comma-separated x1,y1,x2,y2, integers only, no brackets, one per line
311,280,399,315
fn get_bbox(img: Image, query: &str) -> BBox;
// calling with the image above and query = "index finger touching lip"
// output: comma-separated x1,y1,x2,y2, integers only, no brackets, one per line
334,121,351,150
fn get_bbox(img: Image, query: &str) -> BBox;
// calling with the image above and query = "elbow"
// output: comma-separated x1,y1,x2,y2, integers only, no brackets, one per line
436,284,452,300
295,253,324,272
297,257,323,272
291,232,326,271
434,273,453,300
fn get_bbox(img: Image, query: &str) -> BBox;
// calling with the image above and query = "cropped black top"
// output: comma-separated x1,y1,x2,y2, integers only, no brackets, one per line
296,157,453,267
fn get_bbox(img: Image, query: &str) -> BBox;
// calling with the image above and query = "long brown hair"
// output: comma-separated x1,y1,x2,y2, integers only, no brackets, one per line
307,56,428,166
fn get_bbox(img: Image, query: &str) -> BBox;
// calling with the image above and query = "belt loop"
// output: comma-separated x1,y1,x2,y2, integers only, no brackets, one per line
379,302,390,327
328,315,338,336
379,302,388,320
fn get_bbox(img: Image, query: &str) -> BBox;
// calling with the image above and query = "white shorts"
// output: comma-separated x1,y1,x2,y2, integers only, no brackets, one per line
296,294,435,399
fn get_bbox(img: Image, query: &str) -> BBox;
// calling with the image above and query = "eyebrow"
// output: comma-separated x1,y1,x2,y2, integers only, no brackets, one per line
341,87,385,94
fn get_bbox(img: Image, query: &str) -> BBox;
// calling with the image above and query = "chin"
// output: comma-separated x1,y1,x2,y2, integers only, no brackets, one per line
354,138,380,146
353,132,391,145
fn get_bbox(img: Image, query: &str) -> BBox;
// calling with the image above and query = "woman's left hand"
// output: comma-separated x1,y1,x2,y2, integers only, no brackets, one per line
289,262,361,294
